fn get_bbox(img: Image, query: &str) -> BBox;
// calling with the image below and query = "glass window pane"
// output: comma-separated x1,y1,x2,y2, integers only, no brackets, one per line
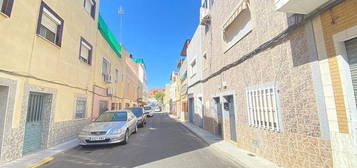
84,0,92,13
81,44,90,60
0,0,4,12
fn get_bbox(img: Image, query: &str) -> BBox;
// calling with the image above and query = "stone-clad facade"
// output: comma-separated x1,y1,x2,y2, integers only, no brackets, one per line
177,0,356,167
199,0,332,166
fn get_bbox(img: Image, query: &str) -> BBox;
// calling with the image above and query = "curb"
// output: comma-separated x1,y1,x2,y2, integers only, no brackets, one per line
0,139,79,168
27,157,54,168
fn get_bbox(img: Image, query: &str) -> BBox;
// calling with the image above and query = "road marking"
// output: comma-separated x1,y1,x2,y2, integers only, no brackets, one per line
27,157,54,168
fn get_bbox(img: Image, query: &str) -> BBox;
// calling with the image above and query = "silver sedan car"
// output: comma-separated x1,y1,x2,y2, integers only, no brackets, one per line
79,110,138,146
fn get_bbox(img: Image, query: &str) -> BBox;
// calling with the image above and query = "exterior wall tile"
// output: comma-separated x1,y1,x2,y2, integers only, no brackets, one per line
197,0,336,167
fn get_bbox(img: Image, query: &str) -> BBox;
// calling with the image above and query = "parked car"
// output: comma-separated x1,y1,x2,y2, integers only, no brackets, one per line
79,110,138,146
144,106,154,117
128,107,146,127
154,106,161,112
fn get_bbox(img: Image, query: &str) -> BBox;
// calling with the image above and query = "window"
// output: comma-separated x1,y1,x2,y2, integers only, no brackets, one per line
0,0,14,17
246,83,281,131
79,37,93,64
75,98,86,119
102,58,111,82
83,0,96,18
202,0,214,9
95,112,127,122
115,68,120,83
223,3,252,50
190,59,197,77
37,2,64,46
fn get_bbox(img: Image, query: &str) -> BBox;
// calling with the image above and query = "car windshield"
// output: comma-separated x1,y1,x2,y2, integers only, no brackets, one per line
95,112,127,122
129,108,143,117
144,107,152,110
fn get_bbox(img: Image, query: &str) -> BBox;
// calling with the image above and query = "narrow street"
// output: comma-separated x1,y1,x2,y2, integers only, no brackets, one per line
41,113,242,168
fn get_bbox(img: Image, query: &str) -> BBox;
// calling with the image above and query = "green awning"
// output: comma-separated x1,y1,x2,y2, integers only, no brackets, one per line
98,15,122,58
133,58,144,64
132,58,146,69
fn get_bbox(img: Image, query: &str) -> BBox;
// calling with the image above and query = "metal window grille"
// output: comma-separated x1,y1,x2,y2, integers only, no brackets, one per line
246,83,281,131
26,93,45,123
75,99,86,119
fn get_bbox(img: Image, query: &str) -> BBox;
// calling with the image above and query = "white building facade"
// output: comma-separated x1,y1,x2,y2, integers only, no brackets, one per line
187,26,204,128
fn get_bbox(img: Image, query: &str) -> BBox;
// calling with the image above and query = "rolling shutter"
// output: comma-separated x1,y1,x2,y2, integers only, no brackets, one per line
346,38,357,105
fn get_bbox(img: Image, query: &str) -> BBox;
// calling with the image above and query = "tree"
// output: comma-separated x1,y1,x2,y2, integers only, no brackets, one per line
155,92,164,104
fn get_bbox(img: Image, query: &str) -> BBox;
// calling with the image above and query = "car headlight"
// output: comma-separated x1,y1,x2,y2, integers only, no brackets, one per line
79,130,89,136
110,129,123,135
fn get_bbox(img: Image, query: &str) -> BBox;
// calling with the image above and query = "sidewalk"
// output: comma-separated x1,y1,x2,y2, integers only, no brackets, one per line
169,114,280,168
0,139,79,168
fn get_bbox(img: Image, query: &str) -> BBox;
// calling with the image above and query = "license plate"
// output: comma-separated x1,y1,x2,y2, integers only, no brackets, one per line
89,137,106,141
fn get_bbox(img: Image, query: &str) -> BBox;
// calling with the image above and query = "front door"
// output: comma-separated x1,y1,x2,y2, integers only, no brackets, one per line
224,95,237,142
214,97,223,137
23,93,47,155
188,98,194,123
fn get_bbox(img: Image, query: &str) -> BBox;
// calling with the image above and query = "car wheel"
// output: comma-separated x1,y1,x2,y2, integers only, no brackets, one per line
122,130,129,144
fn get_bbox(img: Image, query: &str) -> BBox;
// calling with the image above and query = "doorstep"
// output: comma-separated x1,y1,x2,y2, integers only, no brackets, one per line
168,114,281,168
0,139,79,168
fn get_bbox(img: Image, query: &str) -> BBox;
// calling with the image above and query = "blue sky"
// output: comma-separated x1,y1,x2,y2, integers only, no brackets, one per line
99,0,201,89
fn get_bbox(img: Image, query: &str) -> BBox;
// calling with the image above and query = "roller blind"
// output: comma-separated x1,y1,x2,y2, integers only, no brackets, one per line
41,13,58,33
80,44,90,60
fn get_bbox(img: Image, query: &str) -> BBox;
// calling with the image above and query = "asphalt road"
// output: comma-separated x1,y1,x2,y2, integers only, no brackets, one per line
41,113,242,168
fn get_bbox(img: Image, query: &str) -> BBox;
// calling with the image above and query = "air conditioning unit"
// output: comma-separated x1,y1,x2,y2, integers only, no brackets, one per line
200,8,211,26
200,14,211,26
104,74,112,83
107,88,114,96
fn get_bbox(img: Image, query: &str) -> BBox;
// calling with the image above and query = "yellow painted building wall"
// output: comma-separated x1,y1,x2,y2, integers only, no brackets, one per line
0,0,99,127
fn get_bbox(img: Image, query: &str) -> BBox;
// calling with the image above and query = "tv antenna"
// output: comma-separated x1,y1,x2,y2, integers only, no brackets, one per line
118,6,125,44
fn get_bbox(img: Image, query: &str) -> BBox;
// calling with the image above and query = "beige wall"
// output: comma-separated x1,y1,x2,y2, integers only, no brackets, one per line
0,0,100,126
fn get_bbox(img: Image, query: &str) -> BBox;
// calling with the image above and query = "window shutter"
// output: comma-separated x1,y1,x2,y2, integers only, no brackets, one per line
4,0,14,17
56,23,63,46
91,1,96,19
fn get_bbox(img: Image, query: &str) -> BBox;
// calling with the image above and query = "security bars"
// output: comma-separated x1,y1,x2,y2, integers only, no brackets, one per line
246,83,281,131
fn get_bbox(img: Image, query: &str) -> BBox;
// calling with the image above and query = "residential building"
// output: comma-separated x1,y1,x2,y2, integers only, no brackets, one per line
134,58,148,105
178,40,190,121
168,72,179,115
0,0,145,163
288,0,357,167
181,0,357,167
187,27,204,128
122,46,143,108
0,0,98,162
91,15,125,119
164,84,171,112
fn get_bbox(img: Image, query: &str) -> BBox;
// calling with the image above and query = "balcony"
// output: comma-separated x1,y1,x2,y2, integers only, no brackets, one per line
275,0,329,14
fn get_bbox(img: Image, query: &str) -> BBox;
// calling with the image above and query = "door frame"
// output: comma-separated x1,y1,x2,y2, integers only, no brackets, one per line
188,96,195,123
0,77,17,161
21,84,56,155
211,91,238,143
332,26,357,156
213,96,223,137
